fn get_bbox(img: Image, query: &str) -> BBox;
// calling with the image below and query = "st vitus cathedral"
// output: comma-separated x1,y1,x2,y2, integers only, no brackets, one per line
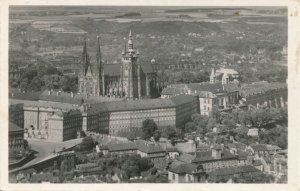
78,31,157,99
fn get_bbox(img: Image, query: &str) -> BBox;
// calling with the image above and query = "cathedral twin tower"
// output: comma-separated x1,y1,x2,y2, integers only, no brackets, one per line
78,31,157,99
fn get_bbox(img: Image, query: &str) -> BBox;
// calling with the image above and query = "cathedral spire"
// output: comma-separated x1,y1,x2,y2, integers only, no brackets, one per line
82,38,90,75
128,30,133,51
96,35,101,65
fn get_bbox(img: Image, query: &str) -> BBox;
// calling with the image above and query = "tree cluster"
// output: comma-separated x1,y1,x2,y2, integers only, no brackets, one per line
10,65,78,93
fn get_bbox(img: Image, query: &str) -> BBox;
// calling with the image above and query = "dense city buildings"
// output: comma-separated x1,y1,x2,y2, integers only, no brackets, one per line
7,6,289,184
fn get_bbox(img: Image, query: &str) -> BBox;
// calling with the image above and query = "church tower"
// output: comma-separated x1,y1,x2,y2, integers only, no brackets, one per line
210,68,216,84
96,36,105,96
121,30,141,99
78,39,98,96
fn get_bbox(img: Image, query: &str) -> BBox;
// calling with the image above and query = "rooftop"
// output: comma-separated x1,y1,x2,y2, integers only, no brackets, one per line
209,165,259,176
169,163,202,175
135,140,165,154
108,142,137,152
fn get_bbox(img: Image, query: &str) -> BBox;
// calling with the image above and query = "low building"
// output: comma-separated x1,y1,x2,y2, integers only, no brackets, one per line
168,163,206,183
135,140,167,168
107,142,137,155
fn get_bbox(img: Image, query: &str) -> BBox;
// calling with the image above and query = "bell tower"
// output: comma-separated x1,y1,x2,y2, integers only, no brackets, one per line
121,30,141,99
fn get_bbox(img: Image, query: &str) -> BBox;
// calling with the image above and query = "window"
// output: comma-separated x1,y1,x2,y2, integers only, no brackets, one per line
172,173,175,180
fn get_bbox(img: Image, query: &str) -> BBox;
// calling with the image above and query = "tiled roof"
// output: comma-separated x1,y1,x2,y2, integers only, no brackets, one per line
135,140,165,154
166,147,179,152
9,122,23,132
237,150,249,160
225,142,247,150
240,82,287,97
104,97,175,112
253,160,263,166
251,144,269,152
161,82,239,97
209,165,259,176
176,153,196,163
193,150,237,163
108,142,137,152
10,99,78,111
169,163,201,174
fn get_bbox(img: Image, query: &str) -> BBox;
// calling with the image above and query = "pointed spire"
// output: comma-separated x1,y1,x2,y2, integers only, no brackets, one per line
96,35,101,65
82,38,90,75
129,30,132,37
128,30,133,50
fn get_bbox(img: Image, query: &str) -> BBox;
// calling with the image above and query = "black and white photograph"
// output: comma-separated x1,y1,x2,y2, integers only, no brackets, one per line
1,1,299,189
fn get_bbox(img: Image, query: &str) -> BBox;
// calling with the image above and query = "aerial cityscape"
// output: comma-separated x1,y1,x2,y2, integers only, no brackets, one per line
8,6,288,183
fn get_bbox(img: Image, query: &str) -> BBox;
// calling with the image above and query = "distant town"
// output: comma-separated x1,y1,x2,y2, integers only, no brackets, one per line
8,6,287,183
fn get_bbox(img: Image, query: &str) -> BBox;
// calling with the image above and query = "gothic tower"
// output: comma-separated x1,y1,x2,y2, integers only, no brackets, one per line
121,30,141,99
78,39,98,96
96,36,105,96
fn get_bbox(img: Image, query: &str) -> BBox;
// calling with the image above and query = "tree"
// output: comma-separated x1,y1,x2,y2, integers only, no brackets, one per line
206,118,217,132
142,119,158,140
153,130,161,142
184,121,197,133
